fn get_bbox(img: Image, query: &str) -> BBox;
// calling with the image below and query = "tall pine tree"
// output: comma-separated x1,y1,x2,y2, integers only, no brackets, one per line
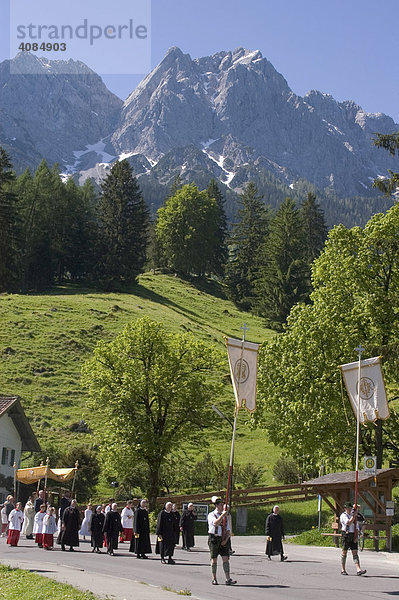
98,160,149,287
254,198,308,330
225,182,271,310
207,179,228,276
299,192,328,264
0,148,20,292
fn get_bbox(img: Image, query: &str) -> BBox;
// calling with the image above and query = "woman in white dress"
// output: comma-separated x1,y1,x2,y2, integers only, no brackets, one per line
79,503,93,540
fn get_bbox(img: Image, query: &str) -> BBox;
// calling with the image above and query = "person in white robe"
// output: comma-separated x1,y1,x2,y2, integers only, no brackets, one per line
120,501,134,543
42,507,57,550
7,502,24,546
33,504,46,547
22,496,35,539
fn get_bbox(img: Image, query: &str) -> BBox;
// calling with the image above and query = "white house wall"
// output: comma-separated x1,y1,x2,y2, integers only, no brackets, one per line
0,413,22,500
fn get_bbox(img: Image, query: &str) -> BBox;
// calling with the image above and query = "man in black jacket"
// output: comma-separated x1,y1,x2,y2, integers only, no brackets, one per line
103,503,123,556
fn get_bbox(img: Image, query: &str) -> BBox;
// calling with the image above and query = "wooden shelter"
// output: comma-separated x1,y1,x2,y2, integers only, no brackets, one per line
302,468,399,550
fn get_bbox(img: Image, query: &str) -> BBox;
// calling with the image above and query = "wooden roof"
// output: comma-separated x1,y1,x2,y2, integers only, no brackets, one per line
0,395,41,452
302,468,399,488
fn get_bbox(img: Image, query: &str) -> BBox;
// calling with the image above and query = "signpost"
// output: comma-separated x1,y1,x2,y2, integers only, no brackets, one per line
364,455,377,476
182,503,209,522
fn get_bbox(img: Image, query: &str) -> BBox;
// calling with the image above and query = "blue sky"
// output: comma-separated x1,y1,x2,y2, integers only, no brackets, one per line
2,0,398,121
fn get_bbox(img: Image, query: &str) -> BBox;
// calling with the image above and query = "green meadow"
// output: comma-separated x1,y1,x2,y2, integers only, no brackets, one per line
0,273,278,482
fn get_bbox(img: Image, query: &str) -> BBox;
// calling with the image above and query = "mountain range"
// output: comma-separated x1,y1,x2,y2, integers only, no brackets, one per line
0,48,397,225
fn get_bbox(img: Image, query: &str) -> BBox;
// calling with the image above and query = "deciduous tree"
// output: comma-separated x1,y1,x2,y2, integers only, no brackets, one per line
156,183,221,277
253,203,399,471
82,317,223,509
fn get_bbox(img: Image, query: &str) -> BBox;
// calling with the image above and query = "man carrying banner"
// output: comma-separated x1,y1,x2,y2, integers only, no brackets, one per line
340,502,367,576
207,497,236,586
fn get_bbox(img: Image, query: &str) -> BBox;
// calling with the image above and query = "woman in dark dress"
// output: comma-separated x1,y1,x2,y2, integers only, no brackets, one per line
60,499,80,551
265,505,287,561
91,505,105,553
156,502,179,564
171,504,180,546
131,499,152,559
179,502,197,550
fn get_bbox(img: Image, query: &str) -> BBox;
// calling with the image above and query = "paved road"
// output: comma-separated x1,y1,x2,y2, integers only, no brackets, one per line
1,535,399,600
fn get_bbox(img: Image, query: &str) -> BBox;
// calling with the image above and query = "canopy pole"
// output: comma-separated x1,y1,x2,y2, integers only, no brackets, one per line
71,460,79,497
13,462,17,498
43,456,50,505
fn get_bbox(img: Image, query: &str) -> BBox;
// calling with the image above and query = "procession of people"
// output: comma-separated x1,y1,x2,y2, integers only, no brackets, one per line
1,490,371,586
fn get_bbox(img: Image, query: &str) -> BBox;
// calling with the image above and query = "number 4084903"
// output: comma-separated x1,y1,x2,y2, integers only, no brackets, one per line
19,42,67,52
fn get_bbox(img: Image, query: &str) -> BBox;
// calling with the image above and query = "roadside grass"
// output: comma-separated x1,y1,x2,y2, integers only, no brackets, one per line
0,564,103,600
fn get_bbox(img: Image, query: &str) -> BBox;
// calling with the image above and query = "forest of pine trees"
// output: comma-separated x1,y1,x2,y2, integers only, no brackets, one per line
0,147,329,329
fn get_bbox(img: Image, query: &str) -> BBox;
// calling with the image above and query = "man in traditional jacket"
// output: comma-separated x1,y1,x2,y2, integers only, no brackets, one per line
265,505,287,561
103,503,123,556
60,499,80,551
156,502,179,564
132,499,152,559
208,497,236,586
180,502,197,551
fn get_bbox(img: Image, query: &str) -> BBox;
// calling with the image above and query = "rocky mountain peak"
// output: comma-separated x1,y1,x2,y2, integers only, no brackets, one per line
1,48,398,202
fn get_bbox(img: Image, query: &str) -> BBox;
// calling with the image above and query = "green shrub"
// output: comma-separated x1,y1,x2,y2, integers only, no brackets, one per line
272,456,300,484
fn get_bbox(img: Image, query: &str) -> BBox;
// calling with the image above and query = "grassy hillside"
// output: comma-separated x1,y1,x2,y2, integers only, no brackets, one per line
0,273,280,485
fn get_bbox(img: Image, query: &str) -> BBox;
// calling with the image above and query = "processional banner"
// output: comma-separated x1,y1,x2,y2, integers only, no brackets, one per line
340,356,389,423
225,337,260,413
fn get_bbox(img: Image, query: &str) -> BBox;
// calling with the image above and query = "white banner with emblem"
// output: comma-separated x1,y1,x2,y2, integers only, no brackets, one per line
340,356,389,423
225,337,260,413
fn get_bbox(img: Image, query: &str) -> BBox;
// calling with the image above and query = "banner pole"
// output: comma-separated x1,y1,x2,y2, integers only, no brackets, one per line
224,324,248,511
354,344,365,538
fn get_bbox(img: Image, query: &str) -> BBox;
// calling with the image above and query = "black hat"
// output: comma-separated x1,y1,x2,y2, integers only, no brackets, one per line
344,501,353,508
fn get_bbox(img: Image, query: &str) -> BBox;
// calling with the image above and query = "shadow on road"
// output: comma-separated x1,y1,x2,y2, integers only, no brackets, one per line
29,569,56,573
233,584,290,589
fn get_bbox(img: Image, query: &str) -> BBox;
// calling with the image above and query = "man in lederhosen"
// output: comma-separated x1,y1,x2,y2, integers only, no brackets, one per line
340,501,367,576
207,497,236,586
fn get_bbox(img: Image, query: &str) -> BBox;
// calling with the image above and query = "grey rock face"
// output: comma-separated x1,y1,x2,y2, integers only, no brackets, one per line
0,52,122,171
111,47,398,197
0,48,397,199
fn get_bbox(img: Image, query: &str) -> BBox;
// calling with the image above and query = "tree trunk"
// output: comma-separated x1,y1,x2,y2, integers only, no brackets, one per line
147,466,160,512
